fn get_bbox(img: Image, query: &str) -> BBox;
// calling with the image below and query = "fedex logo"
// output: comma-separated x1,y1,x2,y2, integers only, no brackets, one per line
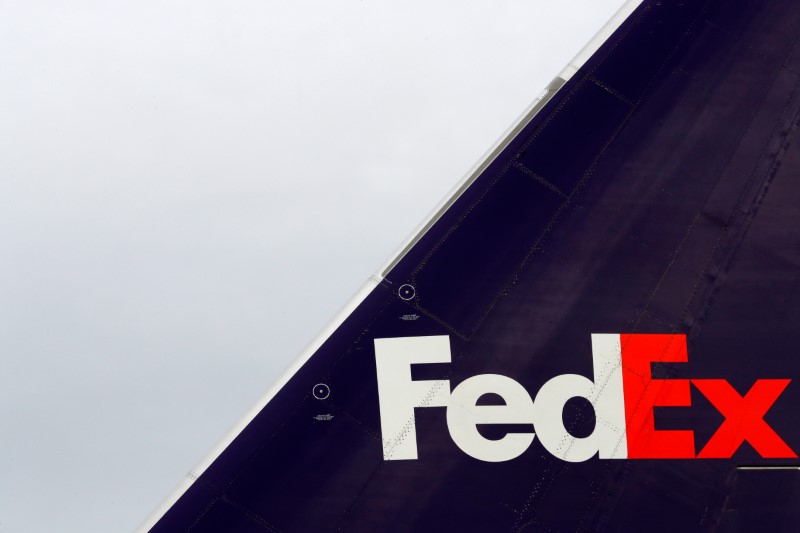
374,334,796,462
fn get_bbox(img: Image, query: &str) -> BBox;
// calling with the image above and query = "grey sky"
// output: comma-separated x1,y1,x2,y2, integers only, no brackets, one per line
0,1,626,530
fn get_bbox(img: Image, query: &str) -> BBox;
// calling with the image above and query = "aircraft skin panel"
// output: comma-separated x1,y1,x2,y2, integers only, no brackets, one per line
379,0,645,277
144,0,800,531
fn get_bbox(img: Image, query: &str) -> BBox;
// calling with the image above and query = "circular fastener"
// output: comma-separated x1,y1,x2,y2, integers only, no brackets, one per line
398,284,415,301
312,383,330,400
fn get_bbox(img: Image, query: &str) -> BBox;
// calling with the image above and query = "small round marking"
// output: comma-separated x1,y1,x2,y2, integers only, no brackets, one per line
313,383,330,400
398,284,415,301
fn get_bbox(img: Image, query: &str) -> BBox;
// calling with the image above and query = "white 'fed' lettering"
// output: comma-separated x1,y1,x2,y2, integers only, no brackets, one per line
374,334,627,462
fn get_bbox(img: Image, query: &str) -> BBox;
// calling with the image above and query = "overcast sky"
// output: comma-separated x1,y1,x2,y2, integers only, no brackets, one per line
0,1,627,531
